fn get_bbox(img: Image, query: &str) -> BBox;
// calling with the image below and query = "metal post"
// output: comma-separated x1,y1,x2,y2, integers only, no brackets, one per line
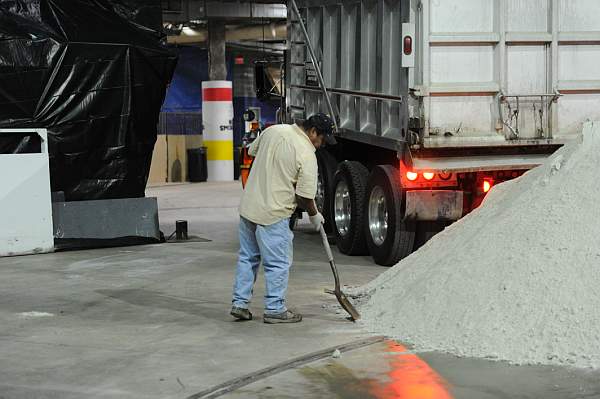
289,0,338,130
549,0,559,139
175,220,189,240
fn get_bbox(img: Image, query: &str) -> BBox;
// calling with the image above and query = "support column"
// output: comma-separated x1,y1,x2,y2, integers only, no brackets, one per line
202,81,234,182
208,20,227,81
205,20,231,181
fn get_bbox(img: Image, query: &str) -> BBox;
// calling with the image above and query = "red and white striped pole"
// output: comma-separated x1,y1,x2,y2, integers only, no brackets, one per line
202,81,234,181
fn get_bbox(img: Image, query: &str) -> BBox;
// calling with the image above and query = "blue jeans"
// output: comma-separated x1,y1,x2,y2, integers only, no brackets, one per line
232,217,294,315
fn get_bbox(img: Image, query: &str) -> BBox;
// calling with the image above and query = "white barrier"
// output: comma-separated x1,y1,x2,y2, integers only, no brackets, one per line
202,80,234,181
0,129,54,256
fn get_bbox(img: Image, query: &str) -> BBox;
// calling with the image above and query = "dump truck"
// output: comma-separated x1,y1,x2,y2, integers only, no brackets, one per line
282,0,600,266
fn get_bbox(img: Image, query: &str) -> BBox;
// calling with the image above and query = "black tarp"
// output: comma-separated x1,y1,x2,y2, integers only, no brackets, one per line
0,0,177,200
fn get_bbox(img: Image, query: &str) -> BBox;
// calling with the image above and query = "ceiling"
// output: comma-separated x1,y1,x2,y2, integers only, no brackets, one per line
162,0,286,24
163,0,287,50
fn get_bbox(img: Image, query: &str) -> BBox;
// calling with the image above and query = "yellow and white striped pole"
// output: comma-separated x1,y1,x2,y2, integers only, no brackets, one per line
202,81,234,181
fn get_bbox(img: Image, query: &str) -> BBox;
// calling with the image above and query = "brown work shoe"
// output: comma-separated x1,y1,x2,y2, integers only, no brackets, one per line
230,306,252,321
263,310,302,324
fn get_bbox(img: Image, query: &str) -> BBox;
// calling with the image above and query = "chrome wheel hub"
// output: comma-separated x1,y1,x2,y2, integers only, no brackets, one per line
334,180,351,237
368,186,388,246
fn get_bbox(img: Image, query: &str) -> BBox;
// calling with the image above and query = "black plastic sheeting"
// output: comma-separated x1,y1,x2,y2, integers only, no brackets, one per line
0,0,177,200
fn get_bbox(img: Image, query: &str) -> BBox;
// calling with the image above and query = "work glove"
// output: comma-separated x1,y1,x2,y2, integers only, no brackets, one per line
309,212,325,232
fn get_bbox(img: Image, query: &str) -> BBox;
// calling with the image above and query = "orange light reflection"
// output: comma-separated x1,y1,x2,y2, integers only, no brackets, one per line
369,342,453,399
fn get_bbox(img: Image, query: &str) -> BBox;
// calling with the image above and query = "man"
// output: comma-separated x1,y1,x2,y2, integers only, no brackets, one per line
230,113,337,324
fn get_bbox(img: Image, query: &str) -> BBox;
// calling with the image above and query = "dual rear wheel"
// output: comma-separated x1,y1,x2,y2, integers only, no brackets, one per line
331,161,369,255
365,165,415,266
327,161,416,266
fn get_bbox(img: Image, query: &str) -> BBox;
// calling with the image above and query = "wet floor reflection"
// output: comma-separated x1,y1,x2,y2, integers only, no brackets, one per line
228,339,600,398
300,341,453,399
300,363,380,399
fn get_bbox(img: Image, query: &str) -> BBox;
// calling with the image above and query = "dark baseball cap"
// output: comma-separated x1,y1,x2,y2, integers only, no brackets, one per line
306,113,337,145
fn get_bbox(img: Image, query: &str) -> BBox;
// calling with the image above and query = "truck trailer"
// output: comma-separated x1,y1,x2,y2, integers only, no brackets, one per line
284,0,600,265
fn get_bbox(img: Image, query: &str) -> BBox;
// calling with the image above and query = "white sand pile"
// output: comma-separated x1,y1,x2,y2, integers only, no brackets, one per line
359,122,600,368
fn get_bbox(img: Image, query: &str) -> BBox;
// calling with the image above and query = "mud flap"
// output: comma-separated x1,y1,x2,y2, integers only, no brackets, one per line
405,190,464,221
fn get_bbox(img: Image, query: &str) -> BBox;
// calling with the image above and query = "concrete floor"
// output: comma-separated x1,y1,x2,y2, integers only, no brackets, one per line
226,341,600,399
0,182,599,399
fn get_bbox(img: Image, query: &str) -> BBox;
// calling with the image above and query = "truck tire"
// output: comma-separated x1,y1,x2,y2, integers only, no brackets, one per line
332,161,369,255
365,165,416,266
316,149,338,234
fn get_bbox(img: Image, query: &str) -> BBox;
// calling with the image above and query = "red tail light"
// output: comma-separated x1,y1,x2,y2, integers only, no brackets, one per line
403,36,413,55
438,172,452,180
483,180,493,193
423,172,435,180
400,161,457,188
